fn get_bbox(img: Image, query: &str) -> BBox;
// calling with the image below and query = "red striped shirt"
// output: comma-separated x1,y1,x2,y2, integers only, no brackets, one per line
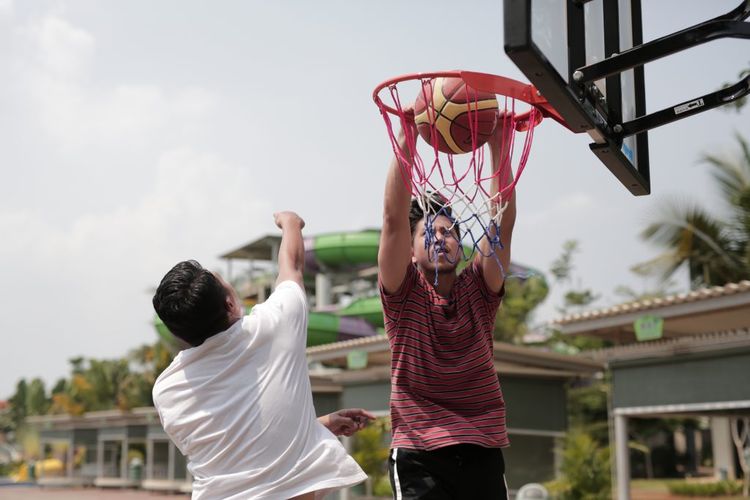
380,261,509,451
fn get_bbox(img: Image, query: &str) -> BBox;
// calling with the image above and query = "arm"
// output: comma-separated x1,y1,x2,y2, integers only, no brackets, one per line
274,211,306,289
318,408,376,437
475,121,516,294
378,117,417,294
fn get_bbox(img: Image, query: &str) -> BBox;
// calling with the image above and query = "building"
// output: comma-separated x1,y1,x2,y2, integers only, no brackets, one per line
551,280,750,498
26,338,601,495
24,230,605,496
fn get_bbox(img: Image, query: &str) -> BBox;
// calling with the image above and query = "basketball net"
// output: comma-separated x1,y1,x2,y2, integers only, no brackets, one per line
373,71,549,282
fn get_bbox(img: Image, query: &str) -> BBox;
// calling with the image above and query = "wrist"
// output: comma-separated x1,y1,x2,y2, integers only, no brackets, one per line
280,220,304,231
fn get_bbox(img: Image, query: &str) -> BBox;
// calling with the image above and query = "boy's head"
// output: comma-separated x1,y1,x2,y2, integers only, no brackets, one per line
409,194,462,275
152,260,242,347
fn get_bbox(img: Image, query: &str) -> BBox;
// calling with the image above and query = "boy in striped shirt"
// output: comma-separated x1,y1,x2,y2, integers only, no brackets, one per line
378,115,514,499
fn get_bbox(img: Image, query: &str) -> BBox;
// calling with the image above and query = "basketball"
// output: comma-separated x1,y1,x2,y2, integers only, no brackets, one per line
414,77,498,155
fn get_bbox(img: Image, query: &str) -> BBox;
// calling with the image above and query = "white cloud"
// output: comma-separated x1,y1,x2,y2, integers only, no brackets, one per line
0,10,247,396
11,14,218,152
1,147,269,267
0,0,13,17
29,15,94,79
0,147,271,396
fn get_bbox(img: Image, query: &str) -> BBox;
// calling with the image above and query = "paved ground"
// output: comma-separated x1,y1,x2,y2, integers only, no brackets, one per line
632,494,745,500
0,486,189,499
0,484,743,499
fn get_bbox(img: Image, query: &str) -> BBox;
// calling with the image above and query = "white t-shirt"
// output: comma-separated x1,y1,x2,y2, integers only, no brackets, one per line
153,281,366,499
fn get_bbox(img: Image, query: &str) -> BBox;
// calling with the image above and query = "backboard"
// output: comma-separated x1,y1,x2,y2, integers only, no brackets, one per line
504,0,650,195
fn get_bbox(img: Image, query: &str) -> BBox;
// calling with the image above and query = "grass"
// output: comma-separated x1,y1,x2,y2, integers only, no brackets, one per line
631,479,746,499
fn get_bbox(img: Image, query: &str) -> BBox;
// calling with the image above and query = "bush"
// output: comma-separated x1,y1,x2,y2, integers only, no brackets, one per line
666,480,742,497
373,474,392,496
545,431,611,500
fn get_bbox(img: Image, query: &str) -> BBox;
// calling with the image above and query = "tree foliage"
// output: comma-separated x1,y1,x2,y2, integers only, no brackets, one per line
546,431,611,500
7,340,175,425
721,62,750,113
549,240,600,314
494,273,549,342
636,134,750,287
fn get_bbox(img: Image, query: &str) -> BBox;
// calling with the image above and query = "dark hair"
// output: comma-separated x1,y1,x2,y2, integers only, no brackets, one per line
409,194,461,239
152,260,232,346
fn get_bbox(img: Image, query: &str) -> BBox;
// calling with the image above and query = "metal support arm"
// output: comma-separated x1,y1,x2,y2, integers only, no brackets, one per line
618,74,750,137
574,0,750,84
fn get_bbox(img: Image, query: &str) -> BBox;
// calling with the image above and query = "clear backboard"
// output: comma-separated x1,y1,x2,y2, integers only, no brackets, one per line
505,0,650,195
505,0,750,197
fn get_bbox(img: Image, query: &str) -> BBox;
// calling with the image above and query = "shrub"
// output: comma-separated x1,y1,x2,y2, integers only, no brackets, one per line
667,480,742,497
545,431,611,500
373,474,393,497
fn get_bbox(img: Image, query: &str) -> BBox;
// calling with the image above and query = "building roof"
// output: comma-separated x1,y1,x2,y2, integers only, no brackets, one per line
550,280,750,342
25,407,160,430
307,334,603,380
583,328,750,365
220,235,281,260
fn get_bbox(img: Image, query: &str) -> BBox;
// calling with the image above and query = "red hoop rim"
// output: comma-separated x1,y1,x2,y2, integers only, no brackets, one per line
372,70,568,130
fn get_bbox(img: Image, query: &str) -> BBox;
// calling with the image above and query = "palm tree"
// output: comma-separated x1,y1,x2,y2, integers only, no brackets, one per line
635,134,750,288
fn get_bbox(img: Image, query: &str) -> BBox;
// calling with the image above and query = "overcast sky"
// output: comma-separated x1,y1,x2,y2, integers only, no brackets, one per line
1,0,748,397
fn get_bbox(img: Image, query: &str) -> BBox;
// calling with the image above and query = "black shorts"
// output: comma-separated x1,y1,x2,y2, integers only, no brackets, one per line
388,444,509,500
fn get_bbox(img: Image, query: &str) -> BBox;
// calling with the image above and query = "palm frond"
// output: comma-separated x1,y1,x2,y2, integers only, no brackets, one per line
637,197,746,286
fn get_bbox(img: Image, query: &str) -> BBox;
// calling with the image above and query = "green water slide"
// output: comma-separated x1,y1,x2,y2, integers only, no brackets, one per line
305,230,383,345
304,230,380,273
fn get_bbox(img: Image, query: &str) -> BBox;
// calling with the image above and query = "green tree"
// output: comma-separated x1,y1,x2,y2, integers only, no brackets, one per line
7,379,28,430
614,266,678,302
494,273,549,342
352,418,391,497
25,378,49,416
85,359,132,411
50,378,67,396
550,240,600,314
567,379,610,446
635,134,750,287
546,431,611,500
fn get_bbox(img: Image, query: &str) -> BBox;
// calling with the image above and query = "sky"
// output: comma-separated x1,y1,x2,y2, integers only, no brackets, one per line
1,0,748,398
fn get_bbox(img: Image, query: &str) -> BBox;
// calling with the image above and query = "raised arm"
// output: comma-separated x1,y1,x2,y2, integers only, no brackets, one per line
378,117,417,294
475,121,516,294
274,211,306,290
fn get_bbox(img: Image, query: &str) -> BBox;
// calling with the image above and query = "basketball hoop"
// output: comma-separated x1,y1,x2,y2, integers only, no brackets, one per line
373,70,567,278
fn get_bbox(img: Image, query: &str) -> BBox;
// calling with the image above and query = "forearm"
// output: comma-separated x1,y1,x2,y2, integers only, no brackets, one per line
274,213,306,287
278,226,304,276
383,136,413,223
481,135,515,251
379,135,415,291
476,130,516,291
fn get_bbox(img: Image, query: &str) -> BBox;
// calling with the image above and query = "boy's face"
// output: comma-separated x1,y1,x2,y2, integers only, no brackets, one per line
411,215,461,275
214,272,243,321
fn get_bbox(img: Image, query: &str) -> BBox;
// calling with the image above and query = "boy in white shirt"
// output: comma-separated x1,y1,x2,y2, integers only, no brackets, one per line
152,211,371,500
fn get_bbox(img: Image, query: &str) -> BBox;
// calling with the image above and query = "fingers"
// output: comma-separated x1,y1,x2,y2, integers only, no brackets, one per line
273,211,305,230
329,409,377,436
337,408,376,422
398,105,418,141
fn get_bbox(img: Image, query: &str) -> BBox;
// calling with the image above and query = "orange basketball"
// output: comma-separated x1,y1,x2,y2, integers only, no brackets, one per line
414,77,498,154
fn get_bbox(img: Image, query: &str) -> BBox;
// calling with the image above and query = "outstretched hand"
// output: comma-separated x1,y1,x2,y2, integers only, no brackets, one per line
398,105,418,147
487,110,508,149
320,408,376,437
273,211,305,231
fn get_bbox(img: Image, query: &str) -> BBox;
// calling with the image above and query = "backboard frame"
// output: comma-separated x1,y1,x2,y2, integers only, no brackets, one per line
505,0,750,197
504,0,651,195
